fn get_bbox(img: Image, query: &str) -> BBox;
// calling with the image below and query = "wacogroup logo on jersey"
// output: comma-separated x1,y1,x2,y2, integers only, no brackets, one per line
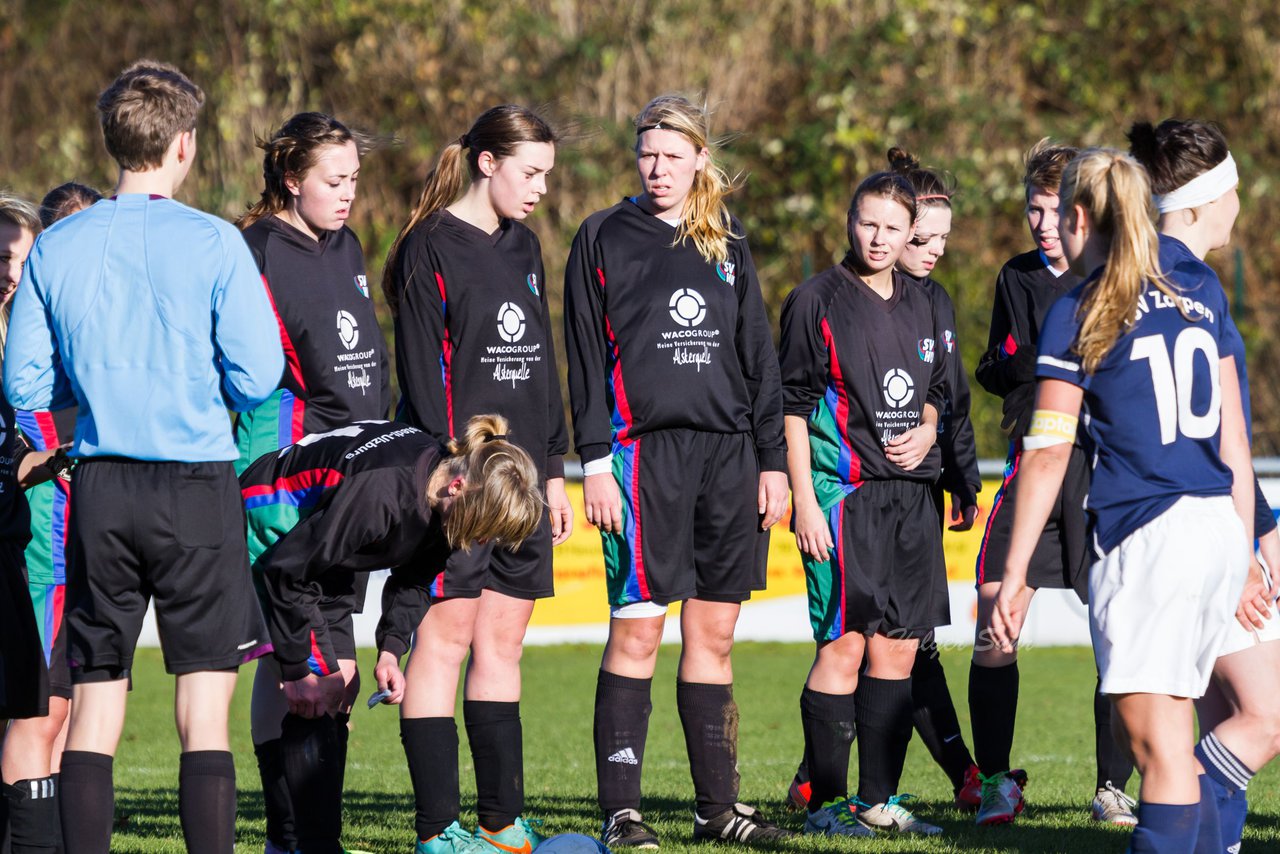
943,329,955,353
336,310,360,350
669,288,706,327
526,273,539,296
716,260,736,287
353,274,369,298
497,302,527,343
918,337,936,363
882,368,915,409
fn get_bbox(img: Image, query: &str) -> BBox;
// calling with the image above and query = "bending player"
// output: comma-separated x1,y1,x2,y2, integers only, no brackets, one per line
971,138,1135,826
564,95,791,848
991,147,1260,854
379,104,571,854
780,169,948,837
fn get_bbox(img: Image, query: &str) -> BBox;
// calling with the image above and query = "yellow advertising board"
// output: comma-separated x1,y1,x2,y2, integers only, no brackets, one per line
530,479,1003,626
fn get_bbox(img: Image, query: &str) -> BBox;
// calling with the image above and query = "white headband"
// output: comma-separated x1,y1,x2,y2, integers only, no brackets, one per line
1154,153,1238,214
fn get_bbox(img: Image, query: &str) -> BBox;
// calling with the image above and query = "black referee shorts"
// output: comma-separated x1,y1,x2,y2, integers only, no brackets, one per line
66,459,269,680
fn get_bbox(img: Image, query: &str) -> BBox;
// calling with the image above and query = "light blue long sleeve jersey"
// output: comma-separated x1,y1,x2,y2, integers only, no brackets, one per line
3,194,284,461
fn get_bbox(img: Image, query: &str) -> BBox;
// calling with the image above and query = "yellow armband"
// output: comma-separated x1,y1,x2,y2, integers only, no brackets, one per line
1022,409,1078,450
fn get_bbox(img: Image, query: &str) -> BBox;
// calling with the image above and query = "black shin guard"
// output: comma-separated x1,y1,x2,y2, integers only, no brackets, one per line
281,714,343,854
854,676,914,806
911,646,974,790
178,751,237,854
464,700,524,832
676,681,739,817
800,686,857,810
969,660,1019,775
402,717,460,840
4,776,57,854
253,739,296,851
594,671,652,816
57,751,113,854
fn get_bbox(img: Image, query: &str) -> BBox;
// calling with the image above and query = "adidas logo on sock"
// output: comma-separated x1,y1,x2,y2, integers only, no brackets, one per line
607,747,639,765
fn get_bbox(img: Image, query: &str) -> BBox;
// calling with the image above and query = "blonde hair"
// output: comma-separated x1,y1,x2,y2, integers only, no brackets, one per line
97,60,205,171
0,192,42,356
1059,148,1179,373
437,414,544,551
634,95,740,265
382,105,556,315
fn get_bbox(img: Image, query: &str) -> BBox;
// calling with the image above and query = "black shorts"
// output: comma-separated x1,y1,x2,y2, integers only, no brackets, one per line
253,568,364,667
603,429,768,607
66,459,269,680
0,543,48,718
975,441,1090,601
804,479,948,641
429,508,554,601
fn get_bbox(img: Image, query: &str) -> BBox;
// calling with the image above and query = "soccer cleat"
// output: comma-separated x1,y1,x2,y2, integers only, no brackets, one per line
601,808,660,849
416,821,492,854
693,802,797,844
854,794,943,835
1091,782,1138,826
975,771,1026,826
955,764,982,811
785,772,811,812
802,799,875,838
475,817,546,854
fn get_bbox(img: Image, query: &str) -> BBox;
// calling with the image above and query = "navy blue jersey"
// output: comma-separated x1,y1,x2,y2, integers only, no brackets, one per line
1037,267,1234,554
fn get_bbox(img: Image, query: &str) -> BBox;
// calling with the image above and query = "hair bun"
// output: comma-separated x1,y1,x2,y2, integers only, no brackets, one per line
1125,122,1160,168
887,146,919,174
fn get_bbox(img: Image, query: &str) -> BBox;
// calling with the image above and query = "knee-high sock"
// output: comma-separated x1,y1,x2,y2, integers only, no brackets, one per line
969,660,1018,775
799,686,856,810
594,671,652,816
855,676,914,806
1196,733,1255,853
677,681,739,817
57,751,113,854
4,776,57,854
254,739,296,850
1129,802,1198,854
910,645,974,791
281,713,343,854
402,717,460,840
464,700,524,832
178,751,237,854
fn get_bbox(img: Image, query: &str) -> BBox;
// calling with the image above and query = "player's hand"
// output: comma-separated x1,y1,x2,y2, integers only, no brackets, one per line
990,575,1033,654
948,494,978,532
1236,557,1272,631
583,472,623,534
792,495,834,561
1258,529,1280,593
546,477,574,546
758,471,789,531
885,424,937,471
283,672,345,718
373,650,406,705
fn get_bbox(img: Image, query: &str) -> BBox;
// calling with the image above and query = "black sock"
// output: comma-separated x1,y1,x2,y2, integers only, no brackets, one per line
402,717,460,840
50,773,62,854
800,686,857,810
910,644,974,791
677,681,739,817
1094,676,1134,790
4,776,57,854
854,676,914,806
334,712,351,791
969,660,1019,775
57,751,113,854
178,751,236,854
254,739,296,850
464,700,524,832
280,714,342,854
594,671,652,816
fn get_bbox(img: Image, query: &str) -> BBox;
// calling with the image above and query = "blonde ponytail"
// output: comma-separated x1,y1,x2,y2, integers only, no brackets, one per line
634,95,741,265
1061,149,1181,373
436,414,544,551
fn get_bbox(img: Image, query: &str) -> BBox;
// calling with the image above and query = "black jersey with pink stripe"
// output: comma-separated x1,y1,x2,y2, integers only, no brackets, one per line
390,212,567,479
780,260,947,487
563,199,785,470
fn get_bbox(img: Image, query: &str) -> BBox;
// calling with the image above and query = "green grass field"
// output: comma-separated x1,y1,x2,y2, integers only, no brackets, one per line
106,644,1280,853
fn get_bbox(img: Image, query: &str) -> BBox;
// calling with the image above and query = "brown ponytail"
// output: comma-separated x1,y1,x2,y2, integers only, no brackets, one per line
436,414,544,551
382,106,556,315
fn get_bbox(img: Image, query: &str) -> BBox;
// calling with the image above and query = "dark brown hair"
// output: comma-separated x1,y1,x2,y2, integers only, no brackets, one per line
1126,120,1229,196
887,147,954,212
237,112,371,229
849,171,917,221
382,105,556,315
1023,137,1079,197
39,182,103,228
97,60,205,171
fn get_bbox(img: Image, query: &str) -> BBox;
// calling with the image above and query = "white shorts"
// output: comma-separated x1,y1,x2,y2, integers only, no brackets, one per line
1090,495,1249,698
1217,565,1280,657
610,600,669,619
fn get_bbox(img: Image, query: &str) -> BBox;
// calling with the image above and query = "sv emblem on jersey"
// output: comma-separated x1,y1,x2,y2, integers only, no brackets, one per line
353,274,369,298
918,337,936,363
716,261,736,286
526,273,539,296
943,330,955,353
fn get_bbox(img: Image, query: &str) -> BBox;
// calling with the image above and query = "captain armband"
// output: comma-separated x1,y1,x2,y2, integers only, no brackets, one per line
1022,409,1078,450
